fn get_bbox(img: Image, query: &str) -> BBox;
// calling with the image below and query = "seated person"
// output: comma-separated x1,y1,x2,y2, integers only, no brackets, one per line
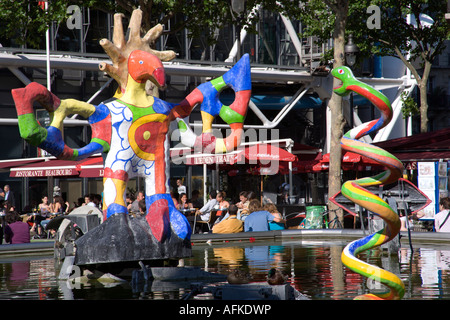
139,199,146,216
263,203,286,230
177,193,193,212
244,199,284,232
4,211,30,244
236,191,250,221
193,190,218,222
212,204,243,234
215,191,230,223
190,189,203,208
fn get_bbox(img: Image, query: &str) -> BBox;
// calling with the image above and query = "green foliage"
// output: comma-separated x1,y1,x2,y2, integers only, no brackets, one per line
0,0,309,49
400,91,419,119
284,0,449,67
347,0,449,65
0,1,66,48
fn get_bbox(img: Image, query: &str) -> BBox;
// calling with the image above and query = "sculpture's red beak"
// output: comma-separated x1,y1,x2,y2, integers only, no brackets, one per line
128,50,166,89
152,67,165,89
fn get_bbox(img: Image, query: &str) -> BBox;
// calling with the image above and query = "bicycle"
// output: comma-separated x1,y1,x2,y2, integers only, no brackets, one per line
322,209,344,229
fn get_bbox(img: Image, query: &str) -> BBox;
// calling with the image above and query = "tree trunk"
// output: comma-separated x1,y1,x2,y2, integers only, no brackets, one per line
419,60,432,133
327,0,348,228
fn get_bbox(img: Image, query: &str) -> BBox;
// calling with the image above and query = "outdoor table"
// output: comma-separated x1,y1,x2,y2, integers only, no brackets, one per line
180,208,195,216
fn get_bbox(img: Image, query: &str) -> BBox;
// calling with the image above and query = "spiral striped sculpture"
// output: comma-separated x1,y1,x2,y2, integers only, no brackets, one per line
330,66,405,300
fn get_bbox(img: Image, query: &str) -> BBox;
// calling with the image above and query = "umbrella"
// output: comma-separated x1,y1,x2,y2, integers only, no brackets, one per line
232,144,297,164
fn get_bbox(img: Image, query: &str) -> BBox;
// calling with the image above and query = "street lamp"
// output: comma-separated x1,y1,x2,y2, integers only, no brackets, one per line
230,0,246,61
344,34,359,67
231,0,246,15
345,35,359,129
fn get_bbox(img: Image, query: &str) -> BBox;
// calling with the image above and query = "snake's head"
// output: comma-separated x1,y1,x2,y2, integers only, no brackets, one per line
128,50,166,89
331,66,356,96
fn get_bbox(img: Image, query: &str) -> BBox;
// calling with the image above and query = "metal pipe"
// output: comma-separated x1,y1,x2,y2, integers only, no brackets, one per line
7,67,31,85
225,5,261,63
0,52,312,83
279,13,303,63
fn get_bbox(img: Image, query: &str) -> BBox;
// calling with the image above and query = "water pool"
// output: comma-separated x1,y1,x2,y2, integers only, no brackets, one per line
0,240,449,300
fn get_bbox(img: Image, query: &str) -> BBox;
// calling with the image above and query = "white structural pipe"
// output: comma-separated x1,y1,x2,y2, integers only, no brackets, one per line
225,4,261,63
279,13,303,62
373,80,416,143
0,52,312,83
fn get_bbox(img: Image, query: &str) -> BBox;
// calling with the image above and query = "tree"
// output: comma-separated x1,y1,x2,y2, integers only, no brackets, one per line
347,0,450,133
0,0,233,49
296,0,349,227
0,1,70,48
326,0,349,228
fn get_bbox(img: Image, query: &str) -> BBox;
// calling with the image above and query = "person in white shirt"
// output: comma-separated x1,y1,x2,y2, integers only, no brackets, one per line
84,194,96,207
435,197,450,232
176,179,186,195
195,190,218,222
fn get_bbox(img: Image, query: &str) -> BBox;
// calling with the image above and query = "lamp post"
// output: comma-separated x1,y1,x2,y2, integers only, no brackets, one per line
345,35,359,128
344,34,359,67
231,0,246,61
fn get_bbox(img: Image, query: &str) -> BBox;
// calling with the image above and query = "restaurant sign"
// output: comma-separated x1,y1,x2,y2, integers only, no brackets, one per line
11,168,77,177
185,153,238,165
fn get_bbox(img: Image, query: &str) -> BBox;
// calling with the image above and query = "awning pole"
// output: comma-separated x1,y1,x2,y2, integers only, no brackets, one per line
45,1,51,91
288,144,293,200
203,164,207,204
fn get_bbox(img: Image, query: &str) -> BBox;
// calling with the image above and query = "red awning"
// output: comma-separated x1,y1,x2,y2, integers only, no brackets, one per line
321,151,380,165
277,152,323,174
0,157,47,170
374,128,450,161
76,156,104,177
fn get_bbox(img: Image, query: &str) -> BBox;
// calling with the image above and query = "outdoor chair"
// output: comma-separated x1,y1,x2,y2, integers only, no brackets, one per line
193,210,218,234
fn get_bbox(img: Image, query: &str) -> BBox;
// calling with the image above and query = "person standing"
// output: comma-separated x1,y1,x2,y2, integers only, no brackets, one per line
177,179,186,195
435,197,450,232
3,185,15,209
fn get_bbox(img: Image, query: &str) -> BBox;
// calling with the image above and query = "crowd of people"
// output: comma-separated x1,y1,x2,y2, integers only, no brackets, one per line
0,181,287,244
0,189,106,244
176,189,287,234
124,182,287,235
3,177,448,245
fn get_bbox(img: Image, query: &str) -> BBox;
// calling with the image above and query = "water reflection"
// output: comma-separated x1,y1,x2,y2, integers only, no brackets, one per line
0,242,449,299
186,241,450,300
